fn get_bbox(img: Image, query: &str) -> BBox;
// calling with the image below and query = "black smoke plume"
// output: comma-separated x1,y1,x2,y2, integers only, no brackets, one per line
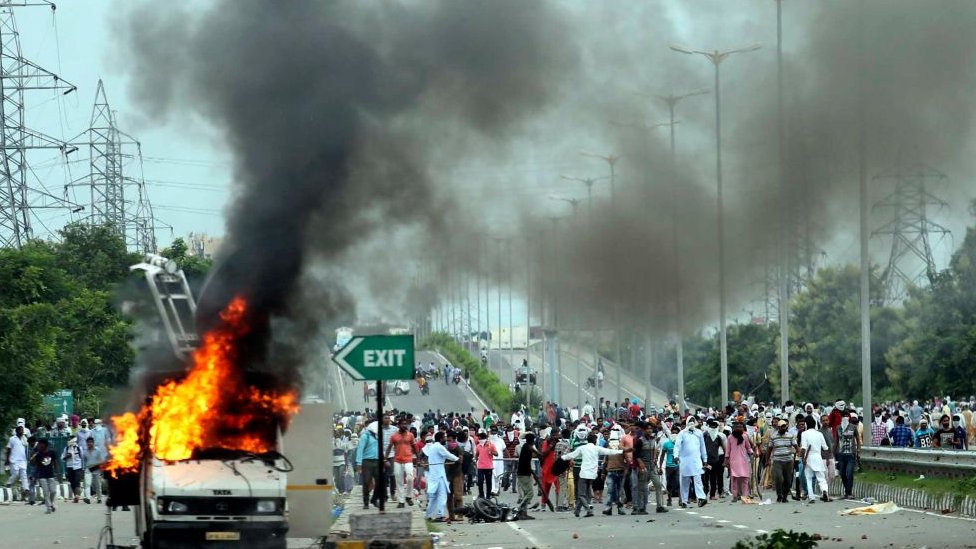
120,0,578,389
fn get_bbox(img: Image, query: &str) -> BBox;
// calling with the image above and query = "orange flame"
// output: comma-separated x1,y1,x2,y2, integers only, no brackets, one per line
105,296,299,478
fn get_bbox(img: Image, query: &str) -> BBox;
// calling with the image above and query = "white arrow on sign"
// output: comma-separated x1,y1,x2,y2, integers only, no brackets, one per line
333,337,365,381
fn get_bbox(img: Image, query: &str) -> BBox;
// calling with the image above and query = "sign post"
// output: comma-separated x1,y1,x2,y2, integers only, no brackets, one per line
333,335,414,513
43,389,74,417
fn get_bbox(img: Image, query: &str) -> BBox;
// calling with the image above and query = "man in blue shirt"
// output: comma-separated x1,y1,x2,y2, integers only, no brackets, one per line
888,416,914,448
355,422,382,509
952,415,969,450
914,419,936,448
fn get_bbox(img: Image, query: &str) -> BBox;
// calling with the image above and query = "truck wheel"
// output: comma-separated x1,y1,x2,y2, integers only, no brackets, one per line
368,389,376,397
395,388,404,396
143,530,158,549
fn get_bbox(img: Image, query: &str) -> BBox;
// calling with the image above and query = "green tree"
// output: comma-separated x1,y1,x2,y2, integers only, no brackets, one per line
684,322,779,407
0,241,77,308
0,303,62,428
161,237,213,281
55,223,139,292
886,213,976,400
0,226,139,427
785,265,902,404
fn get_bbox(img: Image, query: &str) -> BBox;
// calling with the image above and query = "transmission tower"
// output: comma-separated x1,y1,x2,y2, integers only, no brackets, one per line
0,2,78,248
872,157,951,305
70,79,159,253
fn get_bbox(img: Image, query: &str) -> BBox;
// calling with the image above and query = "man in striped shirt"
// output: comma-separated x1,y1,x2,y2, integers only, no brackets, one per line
766,419,797,503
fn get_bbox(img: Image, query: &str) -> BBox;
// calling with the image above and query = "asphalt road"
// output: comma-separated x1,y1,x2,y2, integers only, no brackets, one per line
4,488,975,548
490,347,606,412
387,350,485,415
433,494,976,549
491,344,668,411
0,499,327,548
335,350,484,416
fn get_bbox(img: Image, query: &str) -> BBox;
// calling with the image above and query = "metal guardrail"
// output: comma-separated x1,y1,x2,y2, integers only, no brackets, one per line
860,446,976,478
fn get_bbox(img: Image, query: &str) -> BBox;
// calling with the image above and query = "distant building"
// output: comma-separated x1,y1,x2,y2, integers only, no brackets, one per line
187,232,223,259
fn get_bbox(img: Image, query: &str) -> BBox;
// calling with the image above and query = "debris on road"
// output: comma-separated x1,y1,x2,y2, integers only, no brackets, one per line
839,501,901,516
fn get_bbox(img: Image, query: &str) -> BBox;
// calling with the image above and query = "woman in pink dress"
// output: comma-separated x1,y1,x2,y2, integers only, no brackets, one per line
724,420,754,502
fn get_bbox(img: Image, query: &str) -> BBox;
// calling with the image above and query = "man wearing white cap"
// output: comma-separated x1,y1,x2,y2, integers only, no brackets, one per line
52,417,72,437
61,437,85,503
673,417,708,508
14,418,31,437
90,419,111,453
5,424,30,502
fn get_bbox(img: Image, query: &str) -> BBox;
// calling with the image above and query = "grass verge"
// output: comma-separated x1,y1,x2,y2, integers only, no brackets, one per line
857,469,976,499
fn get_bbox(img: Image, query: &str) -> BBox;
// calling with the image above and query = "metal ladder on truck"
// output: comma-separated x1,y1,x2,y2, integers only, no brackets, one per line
130,254,199,360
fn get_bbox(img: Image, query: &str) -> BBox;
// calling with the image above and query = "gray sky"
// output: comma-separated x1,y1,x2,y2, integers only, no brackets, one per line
17,1,974,327
19,0,231,241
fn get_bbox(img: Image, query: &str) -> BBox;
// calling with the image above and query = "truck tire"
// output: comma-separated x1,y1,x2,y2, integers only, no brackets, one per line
143,529,158,549
368,389,376,397
395,388,404,396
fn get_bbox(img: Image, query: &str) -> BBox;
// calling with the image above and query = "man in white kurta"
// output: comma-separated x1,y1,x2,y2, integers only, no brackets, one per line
423,432,459,520
673,417,708,507
799,416,831,502
489,428,505,496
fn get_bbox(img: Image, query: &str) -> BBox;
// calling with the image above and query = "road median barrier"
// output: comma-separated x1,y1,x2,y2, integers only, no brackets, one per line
326,486,431,549
829,476,976,517
859,446,976,479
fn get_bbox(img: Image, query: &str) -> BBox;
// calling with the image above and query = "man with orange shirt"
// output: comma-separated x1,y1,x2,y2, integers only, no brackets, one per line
390,417,417,507
620,422,635,506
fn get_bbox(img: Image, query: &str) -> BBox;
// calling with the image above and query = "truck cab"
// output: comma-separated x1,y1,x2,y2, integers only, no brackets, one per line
120,255,333,548
136,451,289,549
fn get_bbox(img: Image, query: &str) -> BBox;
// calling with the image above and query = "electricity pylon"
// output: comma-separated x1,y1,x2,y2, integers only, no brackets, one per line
0,2,78,248
70,79,159,253
872,156,951,304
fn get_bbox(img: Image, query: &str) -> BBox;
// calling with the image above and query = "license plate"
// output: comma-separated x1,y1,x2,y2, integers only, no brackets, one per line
205,532,241,541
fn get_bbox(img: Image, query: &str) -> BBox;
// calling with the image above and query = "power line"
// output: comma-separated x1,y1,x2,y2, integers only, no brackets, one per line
154,204,222,215
0,4,79,248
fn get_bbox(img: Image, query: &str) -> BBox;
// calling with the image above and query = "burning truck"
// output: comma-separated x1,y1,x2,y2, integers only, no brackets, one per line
104,255,332,549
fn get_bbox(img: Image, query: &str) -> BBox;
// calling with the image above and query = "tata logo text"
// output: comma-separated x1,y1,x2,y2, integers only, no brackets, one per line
212,489,232,495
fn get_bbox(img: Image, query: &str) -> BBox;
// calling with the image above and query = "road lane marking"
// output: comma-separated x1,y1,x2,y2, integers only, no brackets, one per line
717,519,730,523
506,521,546,548
733,525,748,529
756,529,769,534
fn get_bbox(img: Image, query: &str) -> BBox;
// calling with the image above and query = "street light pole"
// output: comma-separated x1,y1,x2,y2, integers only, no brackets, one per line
495,238,503,375
581,151,623,213
776,0,791,406
549,195,582,222
476,247,481,349
856,0,873,441
643,88,708,411
671,43,761,406
546,216,564,404
507,240,514,357
560,175,607,226
526,238,533,408
483,238,491,367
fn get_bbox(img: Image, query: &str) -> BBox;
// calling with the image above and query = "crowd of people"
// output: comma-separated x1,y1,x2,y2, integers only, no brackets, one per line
3,414,116,514
330,394,976,522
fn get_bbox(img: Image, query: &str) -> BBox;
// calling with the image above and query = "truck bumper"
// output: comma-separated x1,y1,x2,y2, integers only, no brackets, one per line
150,520,287,549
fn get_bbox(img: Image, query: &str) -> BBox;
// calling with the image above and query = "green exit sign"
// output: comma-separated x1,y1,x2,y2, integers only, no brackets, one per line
332,335,414,381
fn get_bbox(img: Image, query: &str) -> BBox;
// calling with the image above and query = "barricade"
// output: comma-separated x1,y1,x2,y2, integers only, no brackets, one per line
859,446,976,479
